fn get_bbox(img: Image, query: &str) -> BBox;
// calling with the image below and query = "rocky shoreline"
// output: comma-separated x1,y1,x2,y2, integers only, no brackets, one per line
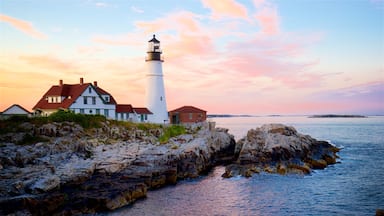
222,124,340,177
0,121,339,215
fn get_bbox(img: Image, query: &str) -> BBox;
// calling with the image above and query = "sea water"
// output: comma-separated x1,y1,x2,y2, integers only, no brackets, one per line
105,116,384,216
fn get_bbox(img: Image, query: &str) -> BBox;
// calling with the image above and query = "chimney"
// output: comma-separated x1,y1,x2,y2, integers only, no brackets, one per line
59,79,63,86
93,81,98,88
80,77,84,85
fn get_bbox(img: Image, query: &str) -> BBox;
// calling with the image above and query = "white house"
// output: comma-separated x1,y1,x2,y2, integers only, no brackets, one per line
1,104,31,119
33,78,152,122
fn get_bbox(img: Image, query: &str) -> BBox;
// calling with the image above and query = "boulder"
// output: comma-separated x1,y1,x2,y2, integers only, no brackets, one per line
223,124,339,177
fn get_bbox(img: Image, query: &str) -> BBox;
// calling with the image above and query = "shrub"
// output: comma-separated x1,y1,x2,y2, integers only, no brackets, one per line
159,125,186,144
137,123,161,131
48,110,106,128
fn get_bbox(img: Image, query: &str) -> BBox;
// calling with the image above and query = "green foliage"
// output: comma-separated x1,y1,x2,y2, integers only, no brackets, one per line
48,110,106,128
137,122,162,131
159,125,186,144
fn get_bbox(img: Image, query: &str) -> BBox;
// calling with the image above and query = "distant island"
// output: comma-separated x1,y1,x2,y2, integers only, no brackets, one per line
309,114,367,118
207,114,253,118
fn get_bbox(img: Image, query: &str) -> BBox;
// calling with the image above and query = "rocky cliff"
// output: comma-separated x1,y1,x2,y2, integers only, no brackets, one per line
0,121,236,215
0,121,340,215
222,124,340,177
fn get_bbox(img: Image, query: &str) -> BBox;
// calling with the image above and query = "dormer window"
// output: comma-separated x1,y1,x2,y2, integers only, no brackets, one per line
105,96,109,102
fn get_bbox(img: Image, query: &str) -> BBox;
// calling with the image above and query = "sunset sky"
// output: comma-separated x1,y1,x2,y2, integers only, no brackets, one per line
1,0,383,115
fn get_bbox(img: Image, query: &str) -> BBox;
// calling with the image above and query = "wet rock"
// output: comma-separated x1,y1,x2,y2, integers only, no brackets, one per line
28,175,60,194
223,124,340,177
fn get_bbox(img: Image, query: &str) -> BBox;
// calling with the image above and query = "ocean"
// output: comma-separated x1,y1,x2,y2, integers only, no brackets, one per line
105,116,384,216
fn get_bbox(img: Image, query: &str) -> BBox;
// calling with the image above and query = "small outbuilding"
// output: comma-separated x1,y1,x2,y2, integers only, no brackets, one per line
169,106,207,124
1,104,31,119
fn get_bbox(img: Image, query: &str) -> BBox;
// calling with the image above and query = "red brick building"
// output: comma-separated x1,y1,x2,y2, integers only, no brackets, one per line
169,106,207,124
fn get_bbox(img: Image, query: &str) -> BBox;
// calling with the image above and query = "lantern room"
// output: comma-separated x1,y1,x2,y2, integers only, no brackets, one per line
146,34,163,61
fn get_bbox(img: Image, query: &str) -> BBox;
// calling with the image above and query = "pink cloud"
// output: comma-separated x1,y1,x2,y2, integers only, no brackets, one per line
0,14,47,39
253,0,280,35
307,82,384,114
135,11,201,34
77,46,104,55
18,55,79,73
201,0,248,20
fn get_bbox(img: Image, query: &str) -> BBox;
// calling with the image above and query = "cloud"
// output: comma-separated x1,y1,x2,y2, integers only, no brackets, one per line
77,46,104,55
253,0,280,35
309,82,384,114
18,55,76,71
131,6,144,13
95,2,108,7
0,14,47,39
135,10,202,34
201,0,248,20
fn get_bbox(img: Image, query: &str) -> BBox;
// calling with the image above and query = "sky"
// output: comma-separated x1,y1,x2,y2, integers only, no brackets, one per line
0,0,383,115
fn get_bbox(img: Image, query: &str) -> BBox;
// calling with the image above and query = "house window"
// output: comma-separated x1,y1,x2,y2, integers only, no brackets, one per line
105,96,109,102
104,109,109,117
92,96,96,105
83,96,88,104
160,96,162,101
144,114,147,120
189,113,193,120
88,87,92,93
121,113,124,119
96,109,100,114
126,113,129,120
80,109,84,114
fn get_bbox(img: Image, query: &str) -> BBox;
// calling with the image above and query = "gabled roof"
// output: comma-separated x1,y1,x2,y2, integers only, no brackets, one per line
169,106,206,113
116,104,134,113
95,87,117,105
133,107,153,114
2,104,31,114
33,83,91,110
33,82,117,110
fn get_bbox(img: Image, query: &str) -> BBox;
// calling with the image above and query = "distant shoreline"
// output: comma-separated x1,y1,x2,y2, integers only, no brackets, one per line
207,114,372,118
308,114,367,118
207,114,253,118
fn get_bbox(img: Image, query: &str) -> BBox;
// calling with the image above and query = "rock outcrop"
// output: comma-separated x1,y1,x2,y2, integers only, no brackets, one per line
0,121,340,215
0,121,236,215
222,124,340,178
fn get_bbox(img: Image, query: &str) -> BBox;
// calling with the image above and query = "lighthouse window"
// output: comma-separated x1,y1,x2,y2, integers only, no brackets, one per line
160,96,162,101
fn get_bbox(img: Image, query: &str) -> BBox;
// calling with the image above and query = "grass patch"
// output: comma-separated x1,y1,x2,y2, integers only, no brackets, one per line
48,110,106,128
159,125,186,144
0,110,106,133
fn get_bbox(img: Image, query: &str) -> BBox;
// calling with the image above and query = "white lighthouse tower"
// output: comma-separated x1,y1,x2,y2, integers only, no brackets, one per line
145,35,168,124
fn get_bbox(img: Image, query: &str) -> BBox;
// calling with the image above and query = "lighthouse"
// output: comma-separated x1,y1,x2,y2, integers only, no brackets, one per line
145,35,168,124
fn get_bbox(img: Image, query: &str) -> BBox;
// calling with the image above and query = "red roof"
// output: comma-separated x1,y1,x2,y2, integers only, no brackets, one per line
169,106,206,113
33,83,90,110
33,82,117,110
116,104,133,113
133,107,153,114
95,87,117,105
